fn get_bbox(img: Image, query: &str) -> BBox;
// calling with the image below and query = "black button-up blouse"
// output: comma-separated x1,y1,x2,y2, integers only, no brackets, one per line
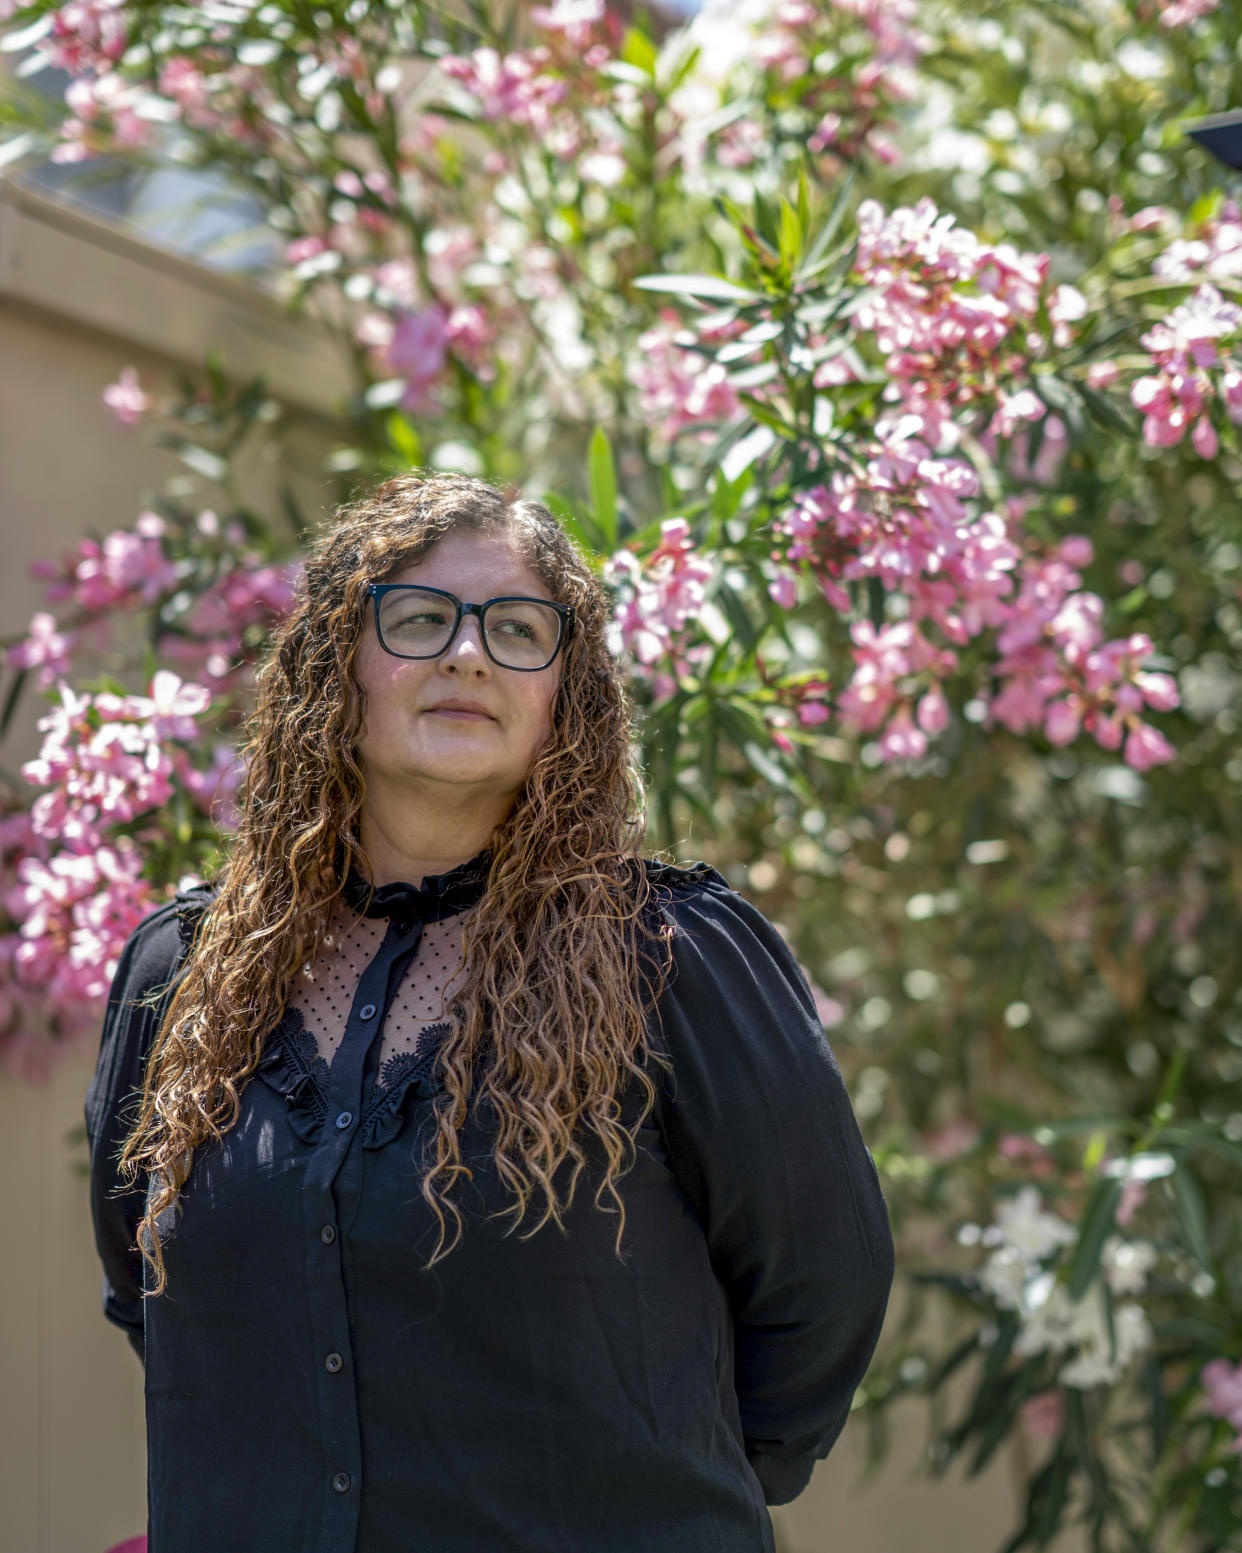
85,854,895,1553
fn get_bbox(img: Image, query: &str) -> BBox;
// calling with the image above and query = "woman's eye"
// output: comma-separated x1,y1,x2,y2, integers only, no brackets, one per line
493,617,537,640
393,609,448,628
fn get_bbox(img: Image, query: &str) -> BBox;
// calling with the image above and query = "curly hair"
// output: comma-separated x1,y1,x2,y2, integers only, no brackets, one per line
118,470,675,1297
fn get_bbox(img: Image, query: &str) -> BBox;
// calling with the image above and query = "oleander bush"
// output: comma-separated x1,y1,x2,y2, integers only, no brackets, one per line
2,2,1241,1546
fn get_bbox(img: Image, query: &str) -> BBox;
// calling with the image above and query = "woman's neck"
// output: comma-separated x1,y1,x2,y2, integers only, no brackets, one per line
358,786,508,887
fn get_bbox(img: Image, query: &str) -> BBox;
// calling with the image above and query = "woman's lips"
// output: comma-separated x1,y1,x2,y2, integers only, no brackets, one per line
424,706,494,720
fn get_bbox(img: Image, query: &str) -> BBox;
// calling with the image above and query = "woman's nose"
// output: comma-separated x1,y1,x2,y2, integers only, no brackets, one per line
442,615,490,673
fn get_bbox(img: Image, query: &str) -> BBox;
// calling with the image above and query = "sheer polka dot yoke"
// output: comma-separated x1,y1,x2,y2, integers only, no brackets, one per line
288,901,470,1071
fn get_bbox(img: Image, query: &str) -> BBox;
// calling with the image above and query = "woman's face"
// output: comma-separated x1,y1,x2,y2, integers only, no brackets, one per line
352,527,563,806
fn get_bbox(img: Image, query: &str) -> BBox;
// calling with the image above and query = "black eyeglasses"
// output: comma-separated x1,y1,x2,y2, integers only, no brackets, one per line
366,583,574,672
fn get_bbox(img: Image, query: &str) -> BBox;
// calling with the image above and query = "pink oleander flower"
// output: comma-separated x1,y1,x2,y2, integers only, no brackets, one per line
1130,284,1242,454
156,56,219,129
628,310,741,445
605,519,714,674
1158,0,1219,24
530,0,607,49
772,426,1018,656
877,702,926,761
1019,1391,1065,1442
57,527,178,615
22,674,210,848
1201,1359,1242,1454
850,197,1064,442
439,46,568,135
384,307,449,410
102,366,151,426
6,613,77,690
1152,200,1242,288
171,744,245,831
836,619,953,751
52,72,154,164
40,0,128,75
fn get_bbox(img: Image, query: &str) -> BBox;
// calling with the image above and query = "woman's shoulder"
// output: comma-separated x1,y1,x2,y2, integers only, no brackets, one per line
113,878,220,995
639,855,791,964
640,855,730,901
639,854,820,1015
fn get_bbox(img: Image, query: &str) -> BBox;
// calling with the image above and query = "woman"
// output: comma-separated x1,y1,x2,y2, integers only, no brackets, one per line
86,470,895,1553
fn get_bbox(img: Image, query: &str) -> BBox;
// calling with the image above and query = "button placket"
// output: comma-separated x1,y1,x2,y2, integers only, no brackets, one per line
301,913,424,1547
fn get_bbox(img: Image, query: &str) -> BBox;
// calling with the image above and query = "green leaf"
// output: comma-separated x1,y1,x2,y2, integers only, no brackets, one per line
0,667,28,738
752,189,780,251
743,739,791,789
666,41,702,92
736,392,794,438
587,426,618,550
633,273,763,303
795,167,810,248
778,194,802,268
620,25,657,76
798,163,858,279
155,436,228,483
1067,1177,1123,1300
1169,1163,1215,1275
386,412,422,464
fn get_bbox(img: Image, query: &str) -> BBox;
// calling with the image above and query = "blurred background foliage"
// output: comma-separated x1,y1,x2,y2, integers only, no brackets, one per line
2,1,1241,1547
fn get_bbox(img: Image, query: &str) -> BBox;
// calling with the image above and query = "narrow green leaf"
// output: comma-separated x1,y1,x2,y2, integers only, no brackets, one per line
753,189,779,250
587,427,618,550
0,667,28,738
778,194,802,268
736,392,794,438
796,167,810,245
1067,1177,1123,1300
799,163,858,278
620,25,658,76
1170,1163,1215,1275
633,273,762,303
542,490,607,558
386,411,422,464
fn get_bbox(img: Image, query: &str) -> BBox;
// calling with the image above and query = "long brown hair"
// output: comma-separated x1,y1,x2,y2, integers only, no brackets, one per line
118,470,675,1296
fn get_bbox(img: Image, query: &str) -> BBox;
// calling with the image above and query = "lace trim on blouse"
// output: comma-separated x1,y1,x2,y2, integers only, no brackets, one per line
254,1005,451,1149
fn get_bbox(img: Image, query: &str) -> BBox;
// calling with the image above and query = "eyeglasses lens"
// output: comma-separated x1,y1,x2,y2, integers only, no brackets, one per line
378,588,562,669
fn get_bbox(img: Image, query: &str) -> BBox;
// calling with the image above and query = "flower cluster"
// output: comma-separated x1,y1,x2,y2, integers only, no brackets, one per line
1156,0,1220,25
628,310,742,451
102,365,152,427
438,3,618,162
0,672,211,1075
1201,1359,1242,1455
990,539,1178,771
1151,199,1242,288
832,619,954,761
8,504,300,697
1129,283,1242,457
974,1186,1157,1389
850,197,1081,446
7,514,178,687
669,0,923,181
605,519,715,699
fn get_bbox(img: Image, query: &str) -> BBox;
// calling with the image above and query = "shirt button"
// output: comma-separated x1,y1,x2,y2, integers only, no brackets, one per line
320,1224,336,1244
325,1352,343,1373
359,1003,377,1020
335,1111,353,1130
331,1472,351,1493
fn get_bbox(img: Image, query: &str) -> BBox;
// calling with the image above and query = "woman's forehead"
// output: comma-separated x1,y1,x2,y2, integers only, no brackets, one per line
383,528,550,595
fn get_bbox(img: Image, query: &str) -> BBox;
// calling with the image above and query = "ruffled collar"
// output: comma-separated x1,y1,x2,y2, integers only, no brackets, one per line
339,846,491,922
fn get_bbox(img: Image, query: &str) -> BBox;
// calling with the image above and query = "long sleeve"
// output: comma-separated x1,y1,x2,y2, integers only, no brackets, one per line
83,895,200,1365
647,864,895,1506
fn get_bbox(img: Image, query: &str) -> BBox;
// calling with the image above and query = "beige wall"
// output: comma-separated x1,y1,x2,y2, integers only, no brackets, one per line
0,177,1085,1553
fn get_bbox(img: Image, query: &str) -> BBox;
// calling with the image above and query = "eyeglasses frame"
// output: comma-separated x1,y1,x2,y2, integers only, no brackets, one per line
366,582,575,672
